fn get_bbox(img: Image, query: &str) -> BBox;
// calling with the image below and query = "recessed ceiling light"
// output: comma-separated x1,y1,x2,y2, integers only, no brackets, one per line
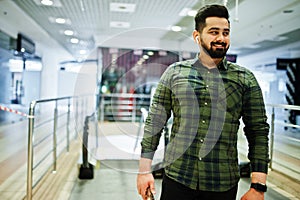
147,51,154,56
49,17,71,25
41,0,53,6
171,26,182,32
179,8,190,16
110,3,136,13
110,21,130,28
32,0,62,7
55,18,66,24
79,50,87,55
143,55,149,59
187,10,197,17
64,30,74,36
179,8,197,17
70,38,79,44
33,0,62,7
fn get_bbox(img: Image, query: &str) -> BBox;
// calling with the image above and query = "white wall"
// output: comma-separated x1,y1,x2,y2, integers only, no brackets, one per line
237,42,300,105
0,0,73,99
22,71,41,105
237,41,300,70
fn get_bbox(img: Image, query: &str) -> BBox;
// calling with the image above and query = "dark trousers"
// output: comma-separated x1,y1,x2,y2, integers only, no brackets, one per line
160,175,238,200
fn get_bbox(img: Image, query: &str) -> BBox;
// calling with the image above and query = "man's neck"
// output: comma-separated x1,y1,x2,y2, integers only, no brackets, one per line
198,53,223,69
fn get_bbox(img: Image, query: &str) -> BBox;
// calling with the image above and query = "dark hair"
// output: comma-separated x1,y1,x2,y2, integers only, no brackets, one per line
194,4,229,31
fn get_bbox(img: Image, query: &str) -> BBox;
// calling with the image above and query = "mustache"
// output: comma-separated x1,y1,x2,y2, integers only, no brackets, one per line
211,42,226,47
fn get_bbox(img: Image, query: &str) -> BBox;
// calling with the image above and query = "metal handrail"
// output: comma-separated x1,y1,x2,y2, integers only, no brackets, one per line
26,94,95,200
267,103,300,111
266,103,300,171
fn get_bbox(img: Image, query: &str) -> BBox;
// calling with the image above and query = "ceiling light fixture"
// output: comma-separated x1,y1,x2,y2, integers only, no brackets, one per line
79,50,87,55
70,38,79,44
147,51,154,56
143,55,149,60
64,30,74,36
33,0,62,7
179,8,197,17
110,21,130,28
55,18,66,24
110,2,136,13
179,8,190,16
49,17,71,25
41,0,54,6
171,26,182,32
187,10,197,17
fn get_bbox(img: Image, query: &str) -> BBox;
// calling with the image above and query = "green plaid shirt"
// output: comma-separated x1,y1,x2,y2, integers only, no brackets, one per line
141,56,269,192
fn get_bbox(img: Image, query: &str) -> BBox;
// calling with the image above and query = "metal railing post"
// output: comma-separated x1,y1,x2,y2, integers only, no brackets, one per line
81,98,84,131
132,98,136,122
67,98,71,152
26,101,36,200
25,95,95,199
76,98,79,134
100,95,104,122
85,96,88,117
53,101,58,172
269,106,275,170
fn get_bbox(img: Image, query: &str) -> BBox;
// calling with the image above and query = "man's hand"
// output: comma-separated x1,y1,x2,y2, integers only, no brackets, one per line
241,188,264,200
241,172,267,199
137,173,155,200
137,158,156,200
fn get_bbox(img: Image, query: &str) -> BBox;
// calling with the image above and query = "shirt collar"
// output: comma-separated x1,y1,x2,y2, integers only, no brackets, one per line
191,54,228,71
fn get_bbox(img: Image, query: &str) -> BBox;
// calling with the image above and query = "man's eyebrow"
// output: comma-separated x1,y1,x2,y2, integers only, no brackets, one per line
208,27,230,31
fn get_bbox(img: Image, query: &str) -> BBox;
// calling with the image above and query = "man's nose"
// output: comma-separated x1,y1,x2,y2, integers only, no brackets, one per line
216,33,225,42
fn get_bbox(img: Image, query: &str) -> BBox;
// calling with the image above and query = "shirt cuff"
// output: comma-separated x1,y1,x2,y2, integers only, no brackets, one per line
251,159,269,174
141,149,155,160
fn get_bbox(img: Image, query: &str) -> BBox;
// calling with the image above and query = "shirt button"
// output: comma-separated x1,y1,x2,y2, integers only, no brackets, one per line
200,138,204,143
206,85,209,88
202,120,205,124
204,102,208,106
199,157,202,161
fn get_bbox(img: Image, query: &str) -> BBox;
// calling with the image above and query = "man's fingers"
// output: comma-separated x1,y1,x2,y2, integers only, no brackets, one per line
149,182,156,194
137,173,155,199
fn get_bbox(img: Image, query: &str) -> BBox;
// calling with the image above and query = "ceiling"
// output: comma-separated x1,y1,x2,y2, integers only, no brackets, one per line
6,0,300,59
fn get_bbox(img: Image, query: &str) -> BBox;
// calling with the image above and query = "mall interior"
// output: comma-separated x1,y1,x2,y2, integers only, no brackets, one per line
0,0,300,199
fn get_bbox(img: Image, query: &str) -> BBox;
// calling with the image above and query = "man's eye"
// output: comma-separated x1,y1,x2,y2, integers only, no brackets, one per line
223,32,229,36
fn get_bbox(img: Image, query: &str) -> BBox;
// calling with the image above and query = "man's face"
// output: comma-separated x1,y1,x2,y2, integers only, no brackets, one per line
199,17,230,58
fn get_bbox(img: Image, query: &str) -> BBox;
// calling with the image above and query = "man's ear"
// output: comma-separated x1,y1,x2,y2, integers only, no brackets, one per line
192,30,200,44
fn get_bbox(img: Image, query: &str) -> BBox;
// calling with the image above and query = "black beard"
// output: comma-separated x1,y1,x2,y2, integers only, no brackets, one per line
202,42,229,58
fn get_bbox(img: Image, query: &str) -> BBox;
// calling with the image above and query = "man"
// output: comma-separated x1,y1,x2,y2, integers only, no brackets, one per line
137,4,269,200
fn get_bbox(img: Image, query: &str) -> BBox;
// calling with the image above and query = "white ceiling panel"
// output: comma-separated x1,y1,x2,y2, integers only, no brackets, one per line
2,0,299,59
